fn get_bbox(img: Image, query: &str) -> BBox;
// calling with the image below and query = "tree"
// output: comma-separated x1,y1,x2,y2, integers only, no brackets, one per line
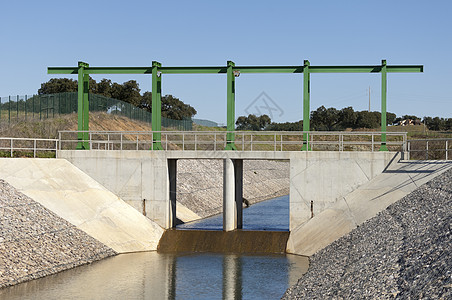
266,120,303,131
110,80,141,106
161,95,197,120
355,111,380,128
236,116,249,130
311,106,340,131
94,79,113,97
258,114,271,130
38,78,78,94
140,91,152,111
236,114,271,130
38,77,99,95
386,112,397,126
338,106,357,129
425,117,446,131
446,118,452,131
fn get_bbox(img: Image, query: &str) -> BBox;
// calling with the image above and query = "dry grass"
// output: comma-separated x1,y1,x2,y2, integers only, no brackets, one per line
0,112,154,139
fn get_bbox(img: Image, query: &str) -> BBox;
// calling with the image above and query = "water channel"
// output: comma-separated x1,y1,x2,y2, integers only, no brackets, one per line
1,195,309,300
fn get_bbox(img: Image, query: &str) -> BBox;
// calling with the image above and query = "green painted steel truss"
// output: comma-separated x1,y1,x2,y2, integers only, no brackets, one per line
48,60,423,151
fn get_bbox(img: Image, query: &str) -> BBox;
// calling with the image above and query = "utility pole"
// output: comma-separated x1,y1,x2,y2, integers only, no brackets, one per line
368,86,371,112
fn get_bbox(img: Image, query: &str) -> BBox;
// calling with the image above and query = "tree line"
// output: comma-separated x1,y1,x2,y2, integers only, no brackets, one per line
37,78,197,120
236,106,452,131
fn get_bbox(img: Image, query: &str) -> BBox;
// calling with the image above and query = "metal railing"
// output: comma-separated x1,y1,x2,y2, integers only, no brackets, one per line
407,138,451,160
0,137,59,158
58,131,408,152
1,133,449,160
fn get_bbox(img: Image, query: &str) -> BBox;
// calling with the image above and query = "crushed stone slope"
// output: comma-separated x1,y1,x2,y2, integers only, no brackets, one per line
283,166,452,299
0,158,164,253
287,160,451,256
0,180,116,289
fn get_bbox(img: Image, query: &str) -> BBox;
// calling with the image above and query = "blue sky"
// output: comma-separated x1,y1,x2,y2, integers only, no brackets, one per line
1,0,451,124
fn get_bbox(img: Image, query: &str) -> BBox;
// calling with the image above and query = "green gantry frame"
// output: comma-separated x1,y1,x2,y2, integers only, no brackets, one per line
48,60,423,151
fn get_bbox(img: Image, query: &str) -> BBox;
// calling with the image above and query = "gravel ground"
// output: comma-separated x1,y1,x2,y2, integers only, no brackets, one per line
283,167,452,299
0,180,116,289
177,159,289,217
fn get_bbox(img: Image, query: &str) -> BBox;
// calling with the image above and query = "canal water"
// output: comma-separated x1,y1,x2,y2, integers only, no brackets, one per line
0,195,309,300
178,195,290,231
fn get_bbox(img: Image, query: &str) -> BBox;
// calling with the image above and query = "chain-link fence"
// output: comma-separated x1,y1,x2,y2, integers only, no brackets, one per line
0,93,193,130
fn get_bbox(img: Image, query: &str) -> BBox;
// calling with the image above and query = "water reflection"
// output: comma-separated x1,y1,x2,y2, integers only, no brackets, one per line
223,255,242,300
0,252,308,300
1,195,307,299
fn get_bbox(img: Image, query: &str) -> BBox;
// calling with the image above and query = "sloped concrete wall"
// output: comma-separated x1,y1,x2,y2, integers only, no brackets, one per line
287,159,452,256
0,158,164,253
289,151,399,230
58,151,175,228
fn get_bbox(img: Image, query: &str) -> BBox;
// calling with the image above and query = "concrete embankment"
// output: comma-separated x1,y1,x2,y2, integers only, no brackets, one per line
287,159,451,256
0,180,116,289
283,166,452,299
0,158,164,253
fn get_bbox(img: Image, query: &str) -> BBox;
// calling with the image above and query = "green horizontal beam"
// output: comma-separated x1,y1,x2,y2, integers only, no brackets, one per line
387,65,424,73
310,66,381,73
160,67,227,74
48,67,153,74
49,64,423,75
48,67,78,74
86,67,152,74
234,66,304,73
309,65,423,73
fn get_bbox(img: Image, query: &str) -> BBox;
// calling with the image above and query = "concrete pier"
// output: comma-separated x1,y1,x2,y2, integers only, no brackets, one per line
223,159,243,231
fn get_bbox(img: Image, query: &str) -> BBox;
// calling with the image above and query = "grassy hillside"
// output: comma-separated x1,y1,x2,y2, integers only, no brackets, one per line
0,112,154,139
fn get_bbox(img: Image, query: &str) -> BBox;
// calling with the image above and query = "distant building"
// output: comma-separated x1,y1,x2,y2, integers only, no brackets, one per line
396,119,422,126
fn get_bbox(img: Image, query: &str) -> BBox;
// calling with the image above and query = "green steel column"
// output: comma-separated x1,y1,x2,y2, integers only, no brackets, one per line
76,61,89,149
83,68,90,149
225,60,237,150
379,59,388,151
301,60,311,151
151,61,163,150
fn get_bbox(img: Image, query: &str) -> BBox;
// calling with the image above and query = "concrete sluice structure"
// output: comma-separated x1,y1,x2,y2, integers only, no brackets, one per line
57,149,452,256
1,150,450,259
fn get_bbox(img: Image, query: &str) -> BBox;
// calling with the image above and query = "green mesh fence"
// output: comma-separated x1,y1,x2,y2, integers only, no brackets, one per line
0,92,193,130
